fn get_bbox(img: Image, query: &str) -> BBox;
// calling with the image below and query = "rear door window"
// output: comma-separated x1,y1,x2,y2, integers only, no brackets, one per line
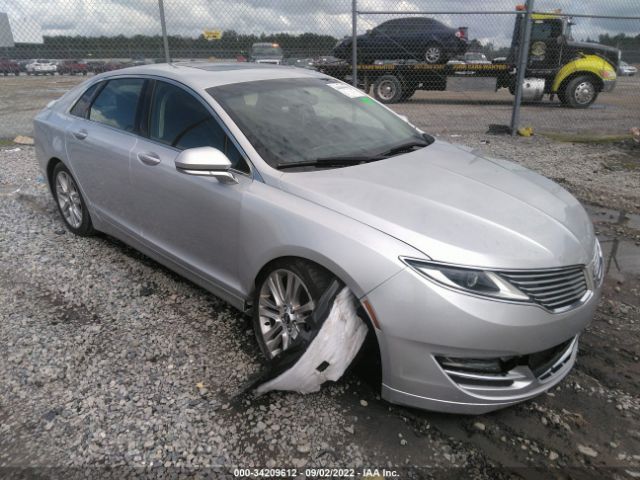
89,78,145,132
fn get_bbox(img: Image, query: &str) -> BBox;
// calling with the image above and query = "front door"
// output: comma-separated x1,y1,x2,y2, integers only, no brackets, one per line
528,19,563,72
130,80,252,296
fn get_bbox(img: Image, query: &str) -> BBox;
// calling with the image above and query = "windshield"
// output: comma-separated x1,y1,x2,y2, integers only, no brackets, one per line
208,78,427,169
251,45,283,56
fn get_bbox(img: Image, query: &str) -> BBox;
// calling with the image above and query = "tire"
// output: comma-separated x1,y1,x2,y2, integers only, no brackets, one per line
2,72,7,76
372,74,404,104
252,259,332,361
400,88,416,100
557,89,568,105
52,163,95,236
562,75,599,108
424,44,445,64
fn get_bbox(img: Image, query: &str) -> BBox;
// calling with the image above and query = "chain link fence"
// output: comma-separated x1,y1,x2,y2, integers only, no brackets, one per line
0,0,638,139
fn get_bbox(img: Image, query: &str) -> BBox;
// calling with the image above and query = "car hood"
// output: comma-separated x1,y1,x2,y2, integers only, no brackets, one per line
277,141,595,269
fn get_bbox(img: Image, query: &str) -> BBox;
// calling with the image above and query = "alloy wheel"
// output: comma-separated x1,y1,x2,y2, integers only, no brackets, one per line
376,79,398,101
258,269,315,358
574,81,595,105
425,46,442,63
55,170,83,229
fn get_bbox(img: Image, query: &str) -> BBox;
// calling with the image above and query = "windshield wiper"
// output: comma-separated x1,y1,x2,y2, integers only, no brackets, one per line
376,139,431,158
276,156,377,170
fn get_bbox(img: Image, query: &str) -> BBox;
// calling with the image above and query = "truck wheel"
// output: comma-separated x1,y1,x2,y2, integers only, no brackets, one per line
424,45,444,64
563,75,599,108
373,75,404,103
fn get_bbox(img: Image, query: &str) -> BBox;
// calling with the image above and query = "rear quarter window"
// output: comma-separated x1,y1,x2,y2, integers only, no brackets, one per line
70,82,102,118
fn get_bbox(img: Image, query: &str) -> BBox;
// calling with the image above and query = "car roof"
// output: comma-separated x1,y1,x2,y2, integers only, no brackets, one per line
99,62,327,90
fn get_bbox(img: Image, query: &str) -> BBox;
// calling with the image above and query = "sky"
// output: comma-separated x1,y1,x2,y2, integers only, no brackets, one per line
1,0,638,47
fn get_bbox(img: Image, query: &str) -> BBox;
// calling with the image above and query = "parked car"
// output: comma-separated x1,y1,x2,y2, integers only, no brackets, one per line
618,61,637,76
26,59,57,75
283,57,315,69
34,63,602,414
333,17,468,64
57,59,89,75
463,52,491,64
0,58,20,76
250,42,284,64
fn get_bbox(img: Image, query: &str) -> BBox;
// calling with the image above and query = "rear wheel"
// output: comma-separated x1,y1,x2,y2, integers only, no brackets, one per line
562,75,599,108
372,75,404,104
424,44,444,64
253,260,331,361
52,163,95,236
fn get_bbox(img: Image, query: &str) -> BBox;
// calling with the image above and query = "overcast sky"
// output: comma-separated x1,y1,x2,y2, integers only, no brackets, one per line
1,0,638,47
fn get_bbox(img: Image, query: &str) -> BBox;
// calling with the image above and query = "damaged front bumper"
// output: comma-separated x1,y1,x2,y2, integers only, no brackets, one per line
366,266,600,414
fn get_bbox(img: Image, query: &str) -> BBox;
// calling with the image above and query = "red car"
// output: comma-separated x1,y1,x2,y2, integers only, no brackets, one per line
0,58,20,76
57,60,89,75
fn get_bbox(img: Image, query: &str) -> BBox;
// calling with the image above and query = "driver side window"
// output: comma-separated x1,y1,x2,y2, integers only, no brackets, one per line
148,81,249,173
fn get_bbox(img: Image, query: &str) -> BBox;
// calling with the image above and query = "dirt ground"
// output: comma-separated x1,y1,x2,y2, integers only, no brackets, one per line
0,71,639,478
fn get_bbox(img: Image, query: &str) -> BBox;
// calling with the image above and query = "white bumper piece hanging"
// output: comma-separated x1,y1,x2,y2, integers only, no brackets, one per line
256,287,368,395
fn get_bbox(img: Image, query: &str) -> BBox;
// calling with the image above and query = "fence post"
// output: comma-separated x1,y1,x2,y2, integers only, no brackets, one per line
352,0,358,87
158,0,171,63
509,0,534,136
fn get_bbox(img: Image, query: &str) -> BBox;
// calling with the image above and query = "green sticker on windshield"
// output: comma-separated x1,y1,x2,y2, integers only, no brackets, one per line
359,97,374,104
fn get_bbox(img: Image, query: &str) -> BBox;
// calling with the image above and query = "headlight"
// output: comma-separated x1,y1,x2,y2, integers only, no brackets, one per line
592,239,604,285
402,258,529,301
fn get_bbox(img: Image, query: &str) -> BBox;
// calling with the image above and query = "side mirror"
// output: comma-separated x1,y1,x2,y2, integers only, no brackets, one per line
174,146,238,184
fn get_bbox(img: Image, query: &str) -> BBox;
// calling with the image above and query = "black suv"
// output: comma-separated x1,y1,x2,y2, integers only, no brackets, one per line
333,17,468,64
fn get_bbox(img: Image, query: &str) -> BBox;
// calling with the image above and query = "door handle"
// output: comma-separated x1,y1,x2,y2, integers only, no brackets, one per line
137,152,161,166
73,129,88,140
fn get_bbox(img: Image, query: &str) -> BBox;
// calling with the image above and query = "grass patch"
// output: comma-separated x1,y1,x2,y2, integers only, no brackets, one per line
540,132,633,144
0,138,16,147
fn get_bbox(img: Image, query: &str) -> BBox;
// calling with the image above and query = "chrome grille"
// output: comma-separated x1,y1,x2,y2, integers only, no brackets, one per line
498,266,588,312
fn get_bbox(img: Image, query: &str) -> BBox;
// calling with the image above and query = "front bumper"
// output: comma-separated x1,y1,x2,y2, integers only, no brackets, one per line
601,78,616,92
367,266,600,414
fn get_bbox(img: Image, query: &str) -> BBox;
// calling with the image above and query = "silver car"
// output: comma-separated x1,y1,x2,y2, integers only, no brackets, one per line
34,63,603,414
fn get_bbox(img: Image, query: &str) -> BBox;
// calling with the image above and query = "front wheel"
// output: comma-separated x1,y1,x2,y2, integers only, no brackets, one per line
562,75,599,108
253,260,331,361
372,74,404,103
52,163,95,236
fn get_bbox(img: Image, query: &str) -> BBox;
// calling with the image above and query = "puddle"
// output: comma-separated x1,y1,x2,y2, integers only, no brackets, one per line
600,238,640,277
586,204,640,232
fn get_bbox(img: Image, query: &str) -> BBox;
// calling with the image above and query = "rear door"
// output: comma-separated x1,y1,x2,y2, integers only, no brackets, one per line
65,77,145,234
130,79,253,295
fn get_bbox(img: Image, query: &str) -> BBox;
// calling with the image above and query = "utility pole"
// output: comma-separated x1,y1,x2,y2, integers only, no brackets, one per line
351,0,357,87
158,0,171,63
510,0,534,135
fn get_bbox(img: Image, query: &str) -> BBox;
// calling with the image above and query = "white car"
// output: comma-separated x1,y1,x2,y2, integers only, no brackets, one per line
618,61,637,76
26,59,57,75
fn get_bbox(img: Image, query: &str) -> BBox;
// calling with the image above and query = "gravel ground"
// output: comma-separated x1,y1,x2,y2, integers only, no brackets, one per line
0,139,639,476
1,74,639,139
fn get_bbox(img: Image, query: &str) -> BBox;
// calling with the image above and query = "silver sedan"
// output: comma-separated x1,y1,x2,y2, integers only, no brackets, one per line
34,63,603,414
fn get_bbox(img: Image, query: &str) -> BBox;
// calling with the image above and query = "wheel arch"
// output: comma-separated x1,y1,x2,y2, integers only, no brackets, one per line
251,253,383,383
556,70,604,96
46,157,63,193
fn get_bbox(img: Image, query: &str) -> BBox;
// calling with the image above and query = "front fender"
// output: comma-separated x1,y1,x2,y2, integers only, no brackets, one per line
552,54,616,92
238,180,425,300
